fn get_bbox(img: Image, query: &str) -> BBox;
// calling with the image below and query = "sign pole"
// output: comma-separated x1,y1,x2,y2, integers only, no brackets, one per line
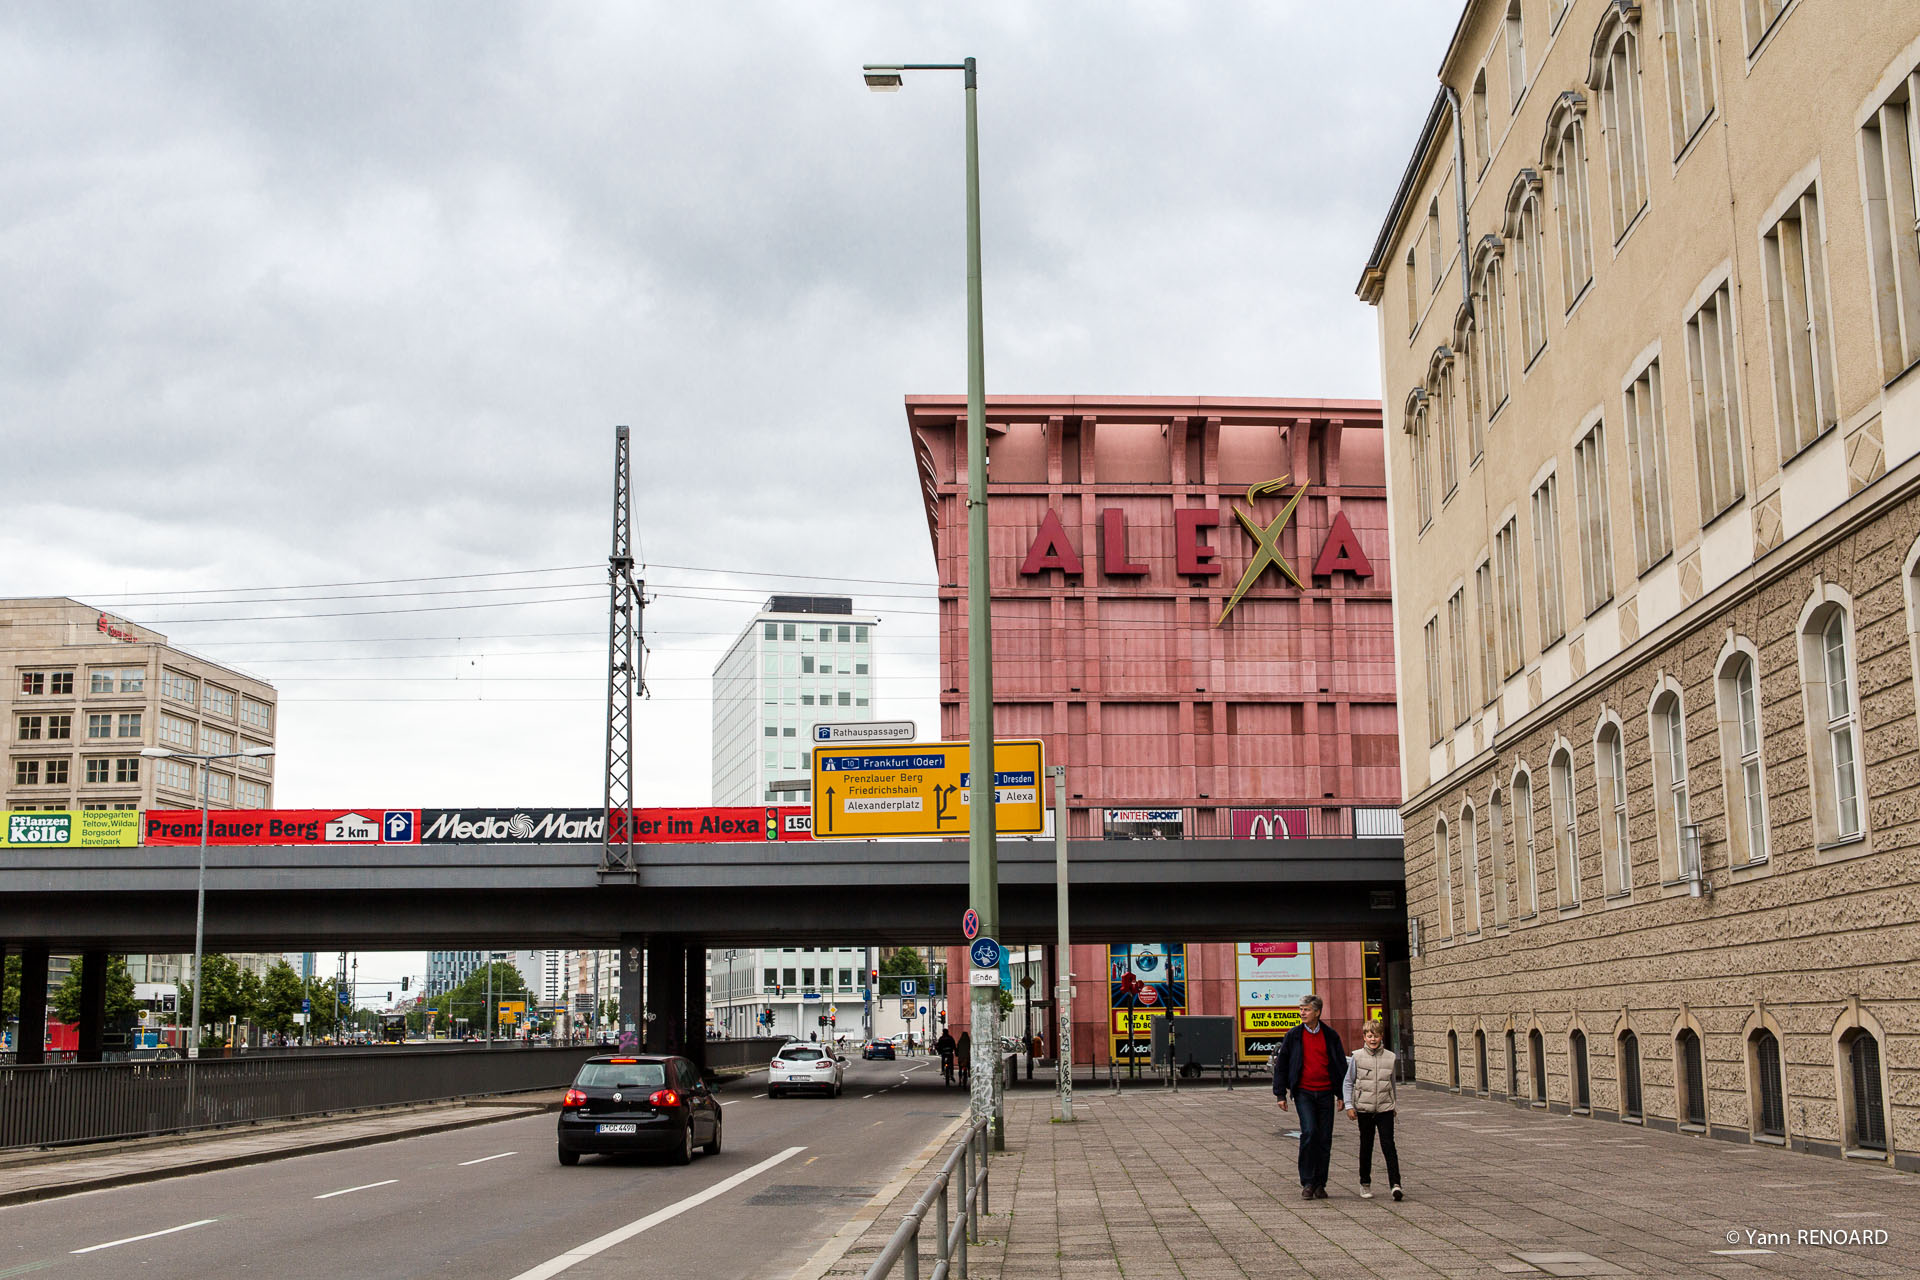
1053,764,1072,1121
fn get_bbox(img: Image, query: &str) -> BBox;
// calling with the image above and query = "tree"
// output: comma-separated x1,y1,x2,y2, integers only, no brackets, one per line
179,954,263,1045
2,954,18,1021
51,955,139,1027
437,961,532,1037
256,960,305,1036
877,946,930,996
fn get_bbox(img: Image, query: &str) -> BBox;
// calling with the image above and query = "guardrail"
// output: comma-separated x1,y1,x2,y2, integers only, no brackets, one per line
0,1045,598,1151
863,1114,992,1280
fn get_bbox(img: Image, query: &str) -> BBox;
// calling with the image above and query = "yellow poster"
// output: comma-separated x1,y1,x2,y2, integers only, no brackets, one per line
2,810,140,848
1241,1007,1303,1033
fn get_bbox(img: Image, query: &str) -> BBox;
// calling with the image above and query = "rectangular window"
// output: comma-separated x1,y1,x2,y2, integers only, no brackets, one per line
238,779,268,808
1572,424,1615,612
856,626,869,643
201,726,234,756
1861,75,1920,381
19,671,44,696
239,698,271,731
160,670,196,704
838,625,851,643
240,744,270,771
801,656,814,674
855,663,869,675
44,759,69,785
763,623,777,641
1762,186,1838,457
19,671,73,696
1447,590,1471,726
801,968,816,988
205,772,232,805
160,714,194,748
87,713,112,740
1743,0,1790,52
1423,618,1444,746
47,714,70,740
840,968,855,988
116,712,143,739
1662,0,1716,154
1530,474,1566,646
86,757,111,784
763,967,778,988
157,759,192,794
1475,561,1501,704
115,757,139,784
17,715,41,741
1495,520,1525,677
837,691,851,706
818,627,831,641
1686,285,1747,520
203,685,236,718
782,968,797,988
14,760,39,786
1622,359,1674,571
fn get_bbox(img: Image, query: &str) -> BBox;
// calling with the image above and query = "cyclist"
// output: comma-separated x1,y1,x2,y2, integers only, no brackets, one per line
936,1027,957,1085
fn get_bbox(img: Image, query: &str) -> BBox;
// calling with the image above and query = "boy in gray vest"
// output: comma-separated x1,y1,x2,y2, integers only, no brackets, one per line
1341,1018,1402,1200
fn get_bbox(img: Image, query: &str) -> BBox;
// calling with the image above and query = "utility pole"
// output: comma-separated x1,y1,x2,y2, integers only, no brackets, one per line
602,424,644,878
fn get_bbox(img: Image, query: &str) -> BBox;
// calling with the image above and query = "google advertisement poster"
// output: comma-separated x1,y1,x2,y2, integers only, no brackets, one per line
1236,942,1314,1062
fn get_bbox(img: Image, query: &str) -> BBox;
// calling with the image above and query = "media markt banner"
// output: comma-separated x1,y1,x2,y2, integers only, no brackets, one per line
3,809,140,848
418,809,606,843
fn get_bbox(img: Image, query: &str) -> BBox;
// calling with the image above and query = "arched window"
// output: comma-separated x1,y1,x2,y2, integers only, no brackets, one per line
1405,248,1419,335
1436,817,1456,939
1455,312,1485,464
1513,186,1550,362
1488,788,1510,927
1428,199,1444,293
1513,769,1540,917
1676,1028,1706,1127
1436,359,1460,499
1506,1029,1520,1096
1619,1030,1644,1119
1448,1029,1462,1089
1716,647,1770,864
1472,71,1491,175
1475,1029,1489,1093
1842,1030,1887,1151
1505,0,1528,110
1594,720,1632,897
1750,1029,1786,1138
1595,21,1650,239
1549,749,1581,909
1661,0,1715,154
1529,1028,1547,1103
1477,248,1513,414
1799,598,1867,844
1570,1030,1591,1111
1649,689,1693,885
1411,400,1434,530
1549,102,1595,307
1461,803,1482,934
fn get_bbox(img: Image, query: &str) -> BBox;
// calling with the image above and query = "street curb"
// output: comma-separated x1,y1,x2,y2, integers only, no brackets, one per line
785,1110,970,1280
0,1103,544,1209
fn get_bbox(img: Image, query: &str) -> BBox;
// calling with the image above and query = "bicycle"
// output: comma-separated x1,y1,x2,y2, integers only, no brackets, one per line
940,1051,956,1086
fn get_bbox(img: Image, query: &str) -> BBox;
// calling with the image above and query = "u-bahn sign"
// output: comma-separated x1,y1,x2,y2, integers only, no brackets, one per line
809,740,1045,839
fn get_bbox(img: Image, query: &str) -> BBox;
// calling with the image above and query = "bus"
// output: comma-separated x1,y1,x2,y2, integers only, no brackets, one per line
379,1013,408,1044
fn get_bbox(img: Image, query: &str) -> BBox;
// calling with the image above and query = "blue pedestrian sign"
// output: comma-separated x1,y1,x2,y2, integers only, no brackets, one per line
919,1005,928,1015
969,937,1002,969
900,979,917,996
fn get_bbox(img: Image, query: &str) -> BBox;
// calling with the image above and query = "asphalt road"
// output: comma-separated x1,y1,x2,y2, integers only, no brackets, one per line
0,1055,969,1280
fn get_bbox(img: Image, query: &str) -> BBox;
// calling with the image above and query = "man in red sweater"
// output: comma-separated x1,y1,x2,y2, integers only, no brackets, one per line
1271,993,1347,1198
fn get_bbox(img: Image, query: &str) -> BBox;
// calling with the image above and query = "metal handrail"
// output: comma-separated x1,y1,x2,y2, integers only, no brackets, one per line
863,1114,992,1280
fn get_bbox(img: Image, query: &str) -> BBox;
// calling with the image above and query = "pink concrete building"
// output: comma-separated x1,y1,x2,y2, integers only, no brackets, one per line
909,396,1397,1064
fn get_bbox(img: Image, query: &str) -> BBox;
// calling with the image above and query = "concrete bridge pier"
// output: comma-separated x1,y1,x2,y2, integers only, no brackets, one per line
75,949,107,1063
15,945,48,1065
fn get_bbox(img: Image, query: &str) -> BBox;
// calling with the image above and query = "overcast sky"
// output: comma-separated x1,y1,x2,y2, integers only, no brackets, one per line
3,4,1456,991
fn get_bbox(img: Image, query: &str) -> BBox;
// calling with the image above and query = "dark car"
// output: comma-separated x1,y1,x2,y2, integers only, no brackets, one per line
556,1055,721,1166
862,1039,895,1060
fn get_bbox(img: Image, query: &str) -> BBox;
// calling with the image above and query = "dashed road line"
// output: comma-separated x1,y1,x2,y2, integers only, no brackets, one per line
458,1152,517,1166
315,1179,398,1200
72,1220,217,1255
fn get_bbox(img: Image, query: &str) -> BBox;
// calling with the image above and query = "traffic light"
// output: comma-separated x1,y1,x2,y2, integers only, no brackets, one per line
817,1015,828,1028
401,977,409,991
386,991,392,1001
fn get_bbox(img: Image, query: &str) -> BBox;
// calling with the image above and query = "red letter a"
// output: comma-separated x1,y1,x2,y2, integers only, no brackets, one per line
1019,509,1084,576
1311,510,1374,578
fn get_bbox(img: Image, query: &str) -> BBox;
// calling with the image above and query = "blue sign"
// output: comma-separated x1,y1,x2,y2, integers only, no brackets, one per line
970,937,1002,969
301,997,311,1014
382,810,415,842
900,979,917,996
962,908,981,941
918,1005,928,1015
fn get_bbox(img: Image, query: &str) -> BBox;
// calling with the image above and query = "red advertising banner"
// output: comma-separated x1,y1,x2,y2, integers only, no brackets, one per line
144,809,420,845
610,807,812,843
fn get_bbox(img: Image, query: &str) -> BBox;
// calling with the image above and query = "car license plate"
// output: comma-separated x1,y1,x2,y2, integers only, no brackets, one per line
596,1123,637,1134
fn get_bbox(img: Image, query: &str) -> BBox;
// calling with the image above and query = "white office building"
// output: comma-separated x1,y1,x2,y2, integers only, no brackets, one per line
711,596,878,805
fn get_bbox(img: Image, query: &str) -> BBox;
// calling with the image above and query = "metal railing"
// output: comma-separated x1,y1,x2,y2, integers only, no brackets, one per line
864,1114,992,1280
0,1045,598,1151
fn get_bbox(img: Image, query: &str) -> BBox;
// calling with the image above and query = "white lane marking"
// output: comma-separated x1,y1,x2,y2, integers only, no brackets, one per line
314,1179,399,1199
457,1152,517,1166
752,1093,766,1099
507,1146,806,1280
721,1100,737,1106
72,1219,217,1254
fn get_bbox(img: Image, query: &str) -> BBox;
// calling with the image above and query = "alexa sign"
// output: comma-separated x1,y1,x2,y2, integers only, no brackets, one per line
1016,477,1373,625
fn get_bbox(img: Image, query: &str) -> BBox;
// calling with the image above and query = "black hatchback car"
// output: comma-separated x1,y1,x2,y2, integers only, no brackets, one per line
557,1055,721,1166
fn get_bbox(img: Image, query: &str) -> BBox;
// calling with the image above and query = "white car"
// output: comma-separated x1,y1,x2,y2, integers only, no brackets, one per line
768,1043,844,1098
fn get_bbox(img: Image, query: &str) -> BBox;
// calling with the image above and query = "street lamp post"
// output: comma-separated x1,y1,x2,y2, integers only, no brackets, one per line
140,745,276,1061
864,52,1002,1149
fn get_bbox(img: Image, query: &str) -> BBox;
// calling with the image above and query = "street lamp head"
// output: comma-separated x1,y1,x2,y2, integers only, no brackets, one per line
139,747,175,759
239,746,276,758
862,67,904,91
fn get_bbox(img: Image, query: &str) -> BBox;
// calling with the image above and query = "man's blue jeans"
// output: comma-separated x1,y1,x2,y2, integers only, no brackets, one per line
1295,1090,1336,1188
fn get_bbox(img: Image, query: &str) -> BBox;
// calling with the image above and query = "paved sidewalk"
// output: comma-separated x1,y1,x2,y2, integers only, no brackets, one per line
0,1098,546,1207
821,1085,1915,1279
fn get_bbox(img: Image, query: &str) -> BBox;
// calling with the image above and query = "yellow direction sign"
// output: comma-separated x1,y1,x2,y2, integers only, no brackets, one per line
810,740,1045,839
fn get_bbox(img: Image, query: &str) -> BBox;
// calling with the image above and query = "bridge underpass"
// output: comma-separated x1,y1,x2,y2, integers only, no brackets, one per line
2,834,1406,1070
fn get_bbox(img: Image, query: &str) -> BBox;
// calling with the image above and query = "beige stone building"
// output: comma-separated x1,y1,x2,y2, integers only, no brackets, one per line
5,598,279,985
1358,2,1920,1167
